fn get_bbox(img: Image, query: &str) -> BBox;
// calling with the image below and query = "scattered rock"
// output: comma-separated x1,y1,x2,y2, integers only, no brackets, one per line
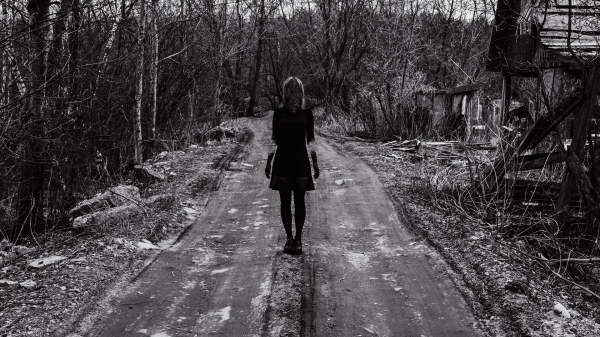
73,204,142,229
144,194,177,209
69,196,111,218
19,280,37,289
334,179,354,186
156,151,170,160
0,279,18,287
137,239,160,250
553,302,571,318
13,245,35,255
183,207,197,214
0,239,12,251
28,256,68,268
134,165,165,184
108,185,141,206
69,185,140,217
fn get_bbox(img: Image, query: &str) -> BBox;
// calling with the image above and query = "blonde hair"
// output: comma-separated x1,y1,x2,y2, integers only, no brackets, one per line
279,77,305,112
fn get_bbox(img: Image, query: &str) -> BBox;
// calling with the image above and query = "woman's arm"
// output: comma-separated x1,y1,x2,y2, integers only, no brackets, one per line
269,109,280,154
306,109,315,144
307,109,318,152
306,109,319,178
271,109,280,146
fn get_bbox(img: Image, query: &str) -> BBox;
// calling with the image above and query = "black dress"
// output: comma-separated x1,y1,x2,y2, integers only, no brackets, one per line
269,107,316,191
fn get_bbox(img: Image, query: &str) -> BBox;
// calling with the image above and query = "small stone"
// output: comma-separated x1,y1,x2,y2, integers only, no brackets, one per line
29,256,68,268
553,302,571,318
13,245,35,255
0,279,17,287
137,239,160,250
0,239,12,251
19,280,37,289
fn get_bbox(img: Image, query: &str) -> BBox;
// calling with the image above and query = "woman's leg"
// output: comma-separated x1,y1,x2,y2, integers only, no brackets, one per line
293,191,306,239
279,190,293,239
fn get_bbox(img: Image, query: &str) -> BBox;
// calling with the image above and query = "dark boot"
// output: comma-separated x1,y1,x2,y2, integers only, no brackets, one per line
283,238,294,254
292,238,302,255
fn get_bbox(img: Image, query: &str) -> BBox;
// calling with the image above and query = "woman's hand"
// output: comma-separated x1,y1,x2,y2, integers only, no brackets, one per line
265,152,274,179
310,150,319,179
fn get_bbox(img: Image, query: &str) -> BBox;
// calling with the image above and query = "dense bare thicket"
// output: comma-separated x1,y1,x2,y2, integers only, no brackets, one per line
0,0,255,237
0,0,497,238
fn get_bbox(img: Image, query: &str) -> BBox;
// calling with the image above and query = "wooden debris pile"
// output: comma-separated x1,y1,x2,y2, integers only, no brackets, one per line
382,139,569,211
383,139,496,161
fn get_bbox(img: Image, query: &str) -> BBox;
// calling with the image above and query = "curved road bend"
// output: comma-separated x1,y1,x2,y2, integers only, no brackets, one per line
78,113,481,337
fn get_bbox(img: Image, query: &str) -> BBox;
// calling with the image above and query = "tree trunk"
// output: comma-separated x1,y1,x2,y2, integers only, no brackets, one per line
54,0,72,54
187,85,195,145
246,0,265,117
68,0,80,110
133,0,146,164
1,0,8,106
53,0,72,114
18,0,51,237
320,0,334,110
148,0,158,156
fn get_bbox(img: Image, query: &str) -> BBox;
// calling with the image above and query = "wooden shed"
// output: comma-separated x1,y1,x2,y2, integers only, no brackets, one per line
415,84,482,138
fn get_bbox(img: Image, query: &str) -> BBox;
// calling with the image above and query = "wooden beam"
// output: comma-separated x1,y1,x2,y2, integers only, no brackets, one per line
475,92,583,192
515,152,566,171
500,74,512,126
516,93,583,152
556,61,600,227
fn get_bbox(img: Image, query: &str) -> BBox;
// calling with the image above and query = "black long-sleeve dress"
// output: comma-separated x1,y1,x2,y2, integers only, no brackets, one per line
269,107,316,191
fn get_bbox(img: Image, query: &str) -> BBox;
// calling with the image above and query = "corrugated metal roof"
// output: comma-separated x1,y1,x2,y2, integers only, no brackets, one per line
533,0,600,57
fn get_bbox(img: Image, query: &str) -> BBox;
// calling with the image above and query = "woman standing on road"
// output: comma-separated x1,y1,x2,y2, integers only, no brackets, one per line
265,77,319,255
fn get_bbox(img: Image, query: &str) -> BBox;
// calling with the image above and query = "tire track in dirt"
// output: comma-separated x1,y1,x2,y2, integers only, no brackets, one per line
302,139,483,337
74,114,303,337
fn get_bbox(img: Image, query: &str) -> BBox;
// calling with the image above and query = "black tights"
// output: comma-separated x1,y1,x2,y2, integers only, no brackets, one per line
279,190,306,240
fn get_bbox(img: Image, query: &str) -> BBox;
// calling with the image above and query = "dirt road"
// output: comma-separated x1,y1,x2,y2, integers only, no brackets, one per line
77,114,481,337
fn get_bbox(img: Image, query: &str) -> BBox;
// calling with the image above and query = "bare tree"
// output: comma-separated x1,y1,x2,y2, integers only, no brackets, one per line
246,0,267,117
148,0,159,154
17,0,51,236
133,0,146,164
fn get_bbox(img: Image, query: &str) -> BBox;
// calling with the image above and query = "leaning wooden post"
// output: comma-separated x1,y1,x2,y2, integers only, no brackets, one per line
500,72,512,126
556,61,600,228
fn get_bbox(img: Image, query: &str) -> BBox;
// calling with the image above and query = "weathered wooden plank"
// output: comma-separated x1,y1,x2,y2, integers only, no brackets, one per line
517,93,583,152
475,93,582,192
515,152,567,171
